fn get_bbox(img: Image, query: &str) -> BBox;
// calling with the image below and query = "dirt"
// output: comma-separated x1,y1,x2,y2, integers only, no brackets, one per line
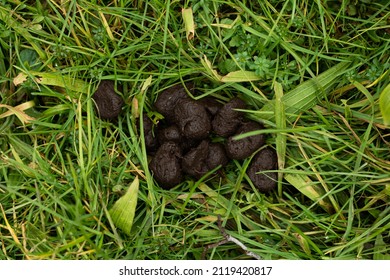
92,80,124,119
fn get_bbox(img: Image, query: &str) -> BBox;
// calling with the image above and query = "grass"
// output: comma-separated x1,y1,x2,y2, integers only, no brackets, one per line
0,0,390,260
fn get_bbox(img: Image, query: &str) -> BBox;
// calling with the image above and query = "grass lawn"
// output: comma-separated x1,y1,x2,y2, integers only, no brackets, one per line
0,0,390,260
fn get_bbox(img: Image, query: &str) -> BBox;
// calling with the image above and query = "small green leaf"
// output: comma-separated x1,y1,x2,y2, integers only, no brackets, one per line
373,234,390,260
109,176,139,236
19,49,41,70
379,83,390,126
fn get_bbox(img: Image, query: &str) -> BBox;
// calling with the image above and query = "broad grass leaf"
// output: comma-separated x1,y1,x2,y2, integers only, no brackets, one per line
285,173,333,213
260,61,350,122
379,83,390,126
200,56,261,82
109,176,139,236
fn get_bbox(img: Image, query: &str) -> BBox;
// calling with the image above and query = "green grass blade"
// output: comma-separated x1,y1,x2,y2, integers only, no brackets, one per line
221,70,261,82
379,83,390,126
274,82,286,196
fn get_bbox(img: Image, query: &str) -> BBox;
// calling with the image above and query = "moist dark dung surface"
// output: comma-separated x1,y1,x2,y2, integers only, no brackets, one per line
157,125,182,143
198,97,224,117
182,140,209,179
144,83,276,190
206,143,229,170
226,121,265,160
247,147,278,192
182,140,228,179
149,142,182,189
212,97,246,137
92,80,124,119
174,99,211,140
143,115,159,152
154,83,194,122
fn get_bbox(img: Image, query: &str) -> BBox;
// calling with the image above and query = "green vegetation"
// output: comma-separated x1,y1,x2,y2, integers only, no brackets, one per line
0,0,389,260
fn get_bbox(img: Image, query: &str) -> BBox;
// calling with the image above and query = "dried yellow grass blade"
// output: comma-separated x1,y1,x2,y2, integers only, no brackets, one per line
109,177,139,236
0,101,35,124
99,11,115,42
200,55,222,81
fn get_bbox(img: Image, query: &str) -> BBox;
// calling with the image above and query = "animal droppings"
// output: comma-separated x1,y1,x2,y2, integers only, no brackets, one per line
225,121,265,160
149,142,183,189
145,83,276,191
247,147,278,192
211,97,247,137
92,80,124,120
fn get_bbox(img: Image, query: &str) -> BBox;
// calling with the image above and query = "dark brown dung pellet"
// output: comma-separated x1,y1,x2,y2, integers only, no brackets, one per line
198,97,224,117
247,147,278,192
154,83,194,122
142,115,159,152
92,80,124,119
174,99,211,140
206,142,229,170
182,140,209,179
149,142,182,189
212,97,246,137
226,121,266,160
182,140,228,179
147,83,274,191
157,125,182,143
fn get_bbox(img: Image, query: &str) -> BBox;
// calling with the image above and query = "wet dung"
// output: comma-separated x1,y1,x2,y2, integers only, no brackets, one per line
149,142,183,189
154,83,194,122
247,147,278,192
226,121,265,160
174,99,211,140
145,83,276,191
92,80,124,119
157,125,182,144
182,140,229,179
212,97,246,137
142,115,159,152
